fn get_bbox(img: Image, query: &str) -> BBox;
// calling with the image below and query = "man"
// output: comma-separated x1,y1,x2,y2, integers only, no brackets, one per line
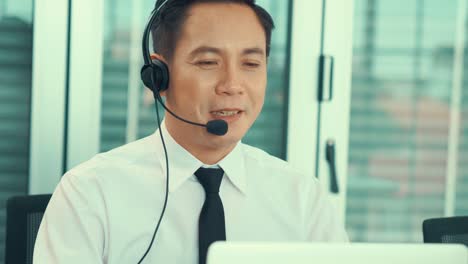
34,0,348,263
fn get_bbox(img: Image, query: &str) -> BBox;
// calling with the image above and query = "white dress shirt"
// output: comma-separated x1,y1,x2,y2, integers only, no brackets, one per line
34,122,348,264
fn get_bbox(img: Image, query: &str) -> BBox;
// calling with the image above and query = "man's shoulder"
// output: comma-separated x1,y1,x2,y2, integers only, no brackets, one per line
66,134,157,181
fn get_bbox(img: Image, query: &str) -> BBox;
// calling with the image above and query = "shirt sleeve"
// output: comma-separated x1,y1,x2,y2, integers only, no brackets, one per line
303,177,349,242
33,172,107,264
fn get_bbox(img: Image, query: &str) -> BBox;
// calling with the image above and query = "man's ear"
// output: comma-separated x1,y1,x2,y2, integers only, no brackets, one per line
150,53,167,63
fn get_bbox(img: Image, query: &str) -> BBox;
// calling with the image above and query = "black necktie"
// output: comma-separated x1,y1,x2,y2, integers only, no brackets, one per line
195,168,226,264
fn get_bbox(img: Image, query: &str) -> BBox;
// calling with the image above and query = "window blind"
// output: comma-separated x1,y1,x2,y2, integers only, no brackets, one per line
347,0,461,242
456,72,468,215
0,16,33,262
100,56,129,152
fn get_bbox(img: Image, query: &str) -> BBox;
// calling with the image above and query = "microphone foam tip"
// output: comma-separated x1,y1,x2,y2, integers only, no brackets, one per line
206,120,228,136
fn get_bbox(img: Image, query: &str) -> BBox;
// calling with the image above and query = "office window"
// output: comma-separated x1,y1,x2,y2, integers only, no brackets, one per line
0,0,34,262
100,0,291,159
347,0,461,242
456,17,468,215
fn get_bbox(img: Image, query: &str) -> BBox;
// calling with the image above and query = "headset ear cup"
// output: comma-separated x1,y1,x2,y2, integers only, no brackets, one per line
141,64,156,91
152,59,170,92
140,59,170,92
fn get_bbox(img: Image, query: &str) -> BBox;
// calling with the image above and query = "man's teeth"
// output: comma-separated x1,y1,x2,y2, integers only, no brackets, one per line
213,111,239,116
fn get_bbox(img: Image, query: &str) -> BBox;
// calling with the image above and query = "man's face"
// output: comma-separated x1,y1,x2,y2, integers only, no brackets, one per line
163,3,267,152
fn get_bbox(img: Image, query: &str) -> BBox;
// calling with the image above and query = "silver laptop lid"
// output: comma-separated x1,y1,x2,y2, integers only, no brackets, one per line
207,242,468,264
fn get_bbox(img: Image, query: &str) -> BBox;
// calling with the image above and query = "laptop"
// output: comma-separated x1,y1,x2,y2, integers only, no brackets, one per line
207,242,468,264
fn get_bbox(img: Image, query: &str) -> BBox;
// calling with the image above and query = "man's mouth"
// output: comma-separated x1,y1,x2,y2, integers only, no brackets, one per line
211,110,241,117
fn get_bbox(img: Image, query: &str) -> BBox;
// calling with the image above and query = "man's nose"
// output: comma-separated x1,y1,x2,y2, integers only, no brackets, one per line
215,64,244,95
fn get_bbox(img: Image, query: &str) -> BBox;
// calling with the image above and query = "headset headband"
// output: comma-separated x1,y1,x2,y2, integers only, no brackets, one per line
142,0,170,65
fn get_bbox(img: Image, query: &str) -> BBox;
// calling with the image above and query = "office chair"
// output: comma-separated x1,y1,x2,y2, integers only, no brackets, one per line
5,194,52,264
423,216,468,246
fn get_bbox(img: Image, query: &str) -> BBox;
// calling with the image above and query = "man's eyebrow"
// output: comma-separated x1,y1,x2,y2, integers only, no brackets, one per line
242,47,265,56
188,46,265,57
188,46,221,57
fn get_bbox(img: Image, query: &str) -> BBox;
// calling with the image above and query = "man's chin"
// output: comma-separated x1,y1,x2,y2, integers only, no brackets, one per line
205,131,242,147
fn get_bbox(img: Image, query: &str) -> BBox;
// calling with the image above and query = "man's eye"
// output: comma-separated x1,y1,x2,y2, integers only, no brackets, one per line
244,62,260,68
196,61,218,66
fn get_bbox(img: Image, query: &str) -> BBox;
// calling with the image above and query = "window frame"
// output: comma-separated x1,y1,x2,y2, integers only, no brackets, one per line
29,0,70,194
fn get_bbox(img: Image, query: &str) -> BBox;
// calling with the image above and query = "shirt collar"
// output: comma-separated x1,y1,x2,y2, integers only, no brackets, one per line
152,120,246,195
218,141,246,194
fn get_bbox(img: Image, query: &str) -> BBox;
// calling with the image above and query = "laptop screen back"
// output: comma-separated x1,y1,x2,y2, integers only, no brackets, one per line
207,242,467,264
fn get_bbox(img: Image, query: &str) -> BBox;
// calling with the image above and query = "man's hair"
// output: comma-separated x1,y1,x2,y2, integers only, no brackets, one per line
151,0,275,61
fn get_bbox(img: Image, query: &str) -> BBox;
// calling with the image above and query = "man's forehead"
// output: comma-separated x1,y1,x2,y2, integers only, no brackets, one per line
176,3,266,56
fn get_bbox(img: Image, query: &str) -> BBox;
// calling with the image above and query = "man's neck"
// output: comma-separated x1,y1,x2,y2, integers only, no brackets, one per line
164,120,237,165
186,143,236,165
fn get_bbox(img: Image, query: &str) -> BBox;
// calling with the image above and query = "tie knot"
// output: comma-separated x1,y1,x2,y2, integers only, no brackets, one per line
195,168,224,194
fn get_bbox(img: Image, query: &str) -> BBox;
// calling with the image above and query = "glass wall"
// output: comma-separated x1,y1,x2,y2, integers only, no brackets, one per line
99,0,291,159
347,0,461,242
0,0,34,261
456,3,468,216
